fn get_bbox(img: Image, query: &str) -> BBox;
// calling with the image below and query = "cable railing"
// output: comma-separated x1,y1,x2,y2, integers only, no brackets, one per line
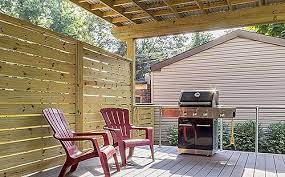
134,104,285,153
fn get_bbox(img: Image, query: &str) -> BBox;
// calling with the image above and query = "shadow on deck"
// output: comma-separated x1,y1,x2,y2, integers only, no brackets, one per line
28,146,285,177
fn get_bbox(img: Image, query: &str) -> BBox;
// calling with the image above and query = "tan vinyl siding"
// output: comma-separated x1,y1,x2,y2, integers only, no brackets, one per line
152,37,285,142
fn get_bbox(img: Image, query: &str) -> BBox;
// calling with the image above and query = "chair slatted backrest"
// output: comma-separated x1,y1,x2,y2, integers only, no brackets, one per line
43,108,79,156
100,108,131,141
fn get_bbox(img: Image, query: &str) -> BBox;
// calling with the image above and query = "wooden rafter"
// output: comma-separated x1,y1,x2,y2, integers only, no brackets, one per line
113,0,191,7
70,0,278,27
69,0,115,25
130,0,159,21
226,0,233,10
162,0,180,18
97,0,137,24
112,0,234,23
112,3,285,39
195,0,208,14
89,0,254,19
90,3,106,10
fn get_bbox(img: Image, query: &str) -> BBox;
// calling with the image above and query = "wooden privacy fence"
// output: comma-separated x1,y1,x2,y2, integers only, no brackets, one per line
133,105,155,138
0,13,132,176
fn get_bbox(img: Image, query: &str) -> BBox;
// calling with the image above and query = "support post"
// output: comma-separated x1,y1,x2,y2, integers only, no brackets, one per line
126,38,136,137
220,118,223,151
159,106,162,147
255,106,259,153
75,42,84,149
126,38,135,106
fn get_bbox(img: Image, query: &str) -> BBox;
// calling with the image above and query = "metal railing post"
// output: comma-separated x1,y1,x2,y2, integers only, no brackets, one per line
255,106,259,153
159,106,162,147
220,118,223,150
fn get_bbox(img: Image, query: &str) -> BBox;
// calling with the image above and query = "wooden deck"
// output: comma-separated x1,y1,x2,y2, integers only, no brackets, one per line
30,146,285,177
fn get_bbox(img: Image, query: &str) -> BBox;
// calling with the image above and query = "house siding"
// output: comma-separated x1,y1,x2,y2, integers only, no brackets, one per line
152,37,285,142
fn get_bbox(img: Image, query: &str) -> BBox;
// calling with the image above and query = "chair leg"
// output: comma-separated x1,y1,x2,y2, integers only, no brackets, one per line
99,155,111,177
70,163,79,172
59,162,69,177
150,144,154,161
128,147,134,159
113,153,120,172
119,145,127,166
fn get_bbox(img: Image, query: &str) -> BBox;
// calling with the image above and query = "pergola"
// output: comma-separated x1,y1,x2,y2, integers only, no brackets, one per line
71,0,285,101
71,0,285,41
1,1,285,176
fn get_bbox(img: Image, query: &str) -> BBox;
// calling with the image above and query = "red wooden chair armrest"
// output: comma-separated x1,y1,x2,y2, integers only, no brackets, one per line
131,126,153,140
73,132,110,146
103,127,121,133
131,126,153,131
103,126,124,143
54,135,101,150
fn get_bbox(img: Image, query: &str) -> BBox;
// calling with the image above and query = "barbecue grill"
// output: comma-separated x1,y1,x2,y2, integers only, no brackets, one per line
176,90,235,156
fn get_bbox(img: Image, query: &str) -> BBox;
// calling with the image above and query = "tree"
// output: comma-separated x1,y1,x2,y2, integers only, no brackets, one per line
135,32,214,81
0,0,124,54
135,35,191,80
249,24,285,38
0,0,213,81
190,32,214,48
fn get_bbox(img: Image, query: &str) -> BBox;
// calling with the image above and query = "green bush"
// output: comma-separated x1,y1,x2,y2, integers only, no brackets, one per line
218,122,230,149
167,125,178,146
263,122,285,154
222,121,264,152
167,120,285,154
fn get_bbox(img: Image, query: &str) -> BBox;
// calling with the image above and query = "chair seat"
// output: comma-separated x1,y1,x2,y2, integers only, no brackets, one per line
123,139,151,147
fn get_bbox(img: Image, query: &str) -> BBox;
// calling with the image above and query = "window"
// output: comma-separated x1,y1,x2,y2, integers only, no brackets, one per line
135,96,142,103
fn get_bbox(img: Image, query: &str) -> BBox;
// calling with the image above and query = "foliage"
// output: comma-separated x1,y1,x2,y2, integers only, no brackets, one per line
218,123,230,149
248,24,285,38
0,0,214,81
168,120,285,154
135,32,214,80
190,32,214,48
0,0,124,54
221,121,266,152
167,125,178,146
135,35,190,80
263,122,285,154
234,121,257,151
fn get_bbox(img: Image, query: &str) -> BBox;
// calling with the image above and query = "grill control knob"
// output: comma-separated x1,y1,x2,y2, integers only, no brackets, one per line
203,112,208,117
193,112,197,116
220,113,225,118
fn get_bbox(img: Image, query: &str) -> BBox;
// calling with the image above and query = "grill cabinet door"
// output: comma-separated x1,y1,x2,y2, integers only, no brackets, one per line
178,118,195,149
195,119,213,150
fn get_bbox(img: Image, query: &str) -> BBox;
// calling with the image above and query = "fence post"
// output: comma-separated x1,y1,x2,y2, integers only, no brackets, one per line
75,42,84,149
220,118,223,151
255,106,259,153
159,106,162,147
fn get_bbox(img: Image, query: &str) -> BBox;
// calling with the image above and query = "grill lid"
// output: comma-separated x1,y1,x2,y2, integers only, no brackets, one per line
179,90,219,107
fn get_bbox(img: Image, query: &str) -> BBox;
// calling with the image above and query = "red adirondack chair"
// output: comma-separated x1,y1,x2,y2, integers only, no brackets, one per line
43,108,120,177
100,108,154,166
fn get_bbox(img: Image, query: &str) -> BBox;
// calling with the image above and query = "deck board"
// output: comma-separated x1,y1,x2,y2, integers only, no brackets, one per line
28,146,285,177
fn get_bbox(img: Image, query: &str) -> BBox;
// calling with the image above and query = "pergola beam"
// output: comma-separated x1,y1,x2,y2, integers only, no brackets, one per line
195,0,208,14
97,0,137,24
130,0,159,21
112,3,285,40
113,0,191,7
111,0,255,23
70,0,115,25
226,0,233,10
162,0,181,18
